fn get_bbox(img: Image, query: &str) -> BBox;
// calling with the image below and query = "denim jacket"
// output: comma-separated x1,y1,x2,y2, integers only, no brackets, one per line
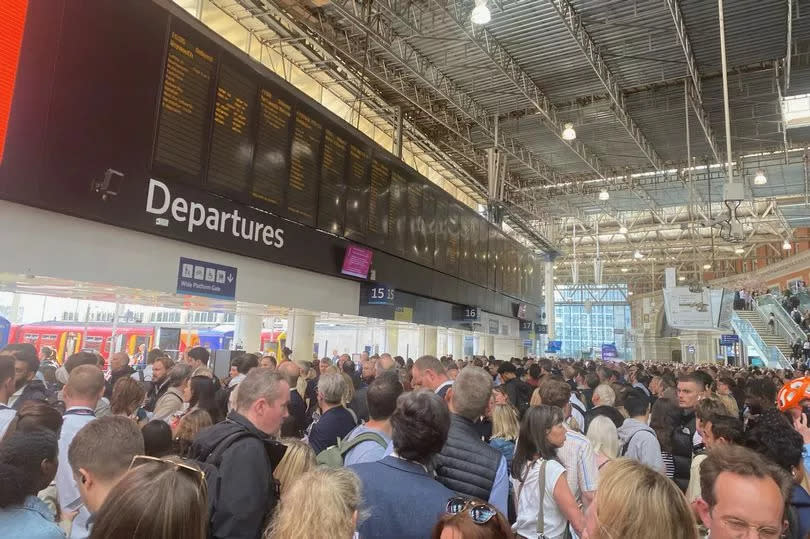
0,495,65,539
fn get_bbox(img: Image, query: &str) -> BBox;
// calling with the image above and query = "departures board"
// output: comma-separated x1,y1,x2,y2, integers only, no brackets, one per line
147,15,543,299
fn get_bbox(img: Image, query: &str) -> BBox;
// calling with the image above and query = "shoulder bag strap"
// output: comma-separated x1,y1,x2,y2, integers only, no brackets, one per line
536,459,547,538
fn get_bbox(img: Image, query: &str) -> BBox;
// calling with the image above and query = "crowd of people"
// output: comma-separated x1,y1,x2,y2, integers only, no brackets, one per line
3,341,810,538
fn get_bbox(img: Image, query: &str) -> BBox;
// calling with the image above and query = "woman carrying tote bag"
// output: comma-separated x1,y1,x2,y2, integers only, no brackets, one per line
511,405,585,539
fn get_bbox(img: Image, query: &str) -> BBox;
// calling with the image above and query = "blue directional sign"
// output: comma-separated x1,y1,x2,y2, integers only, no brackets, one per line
0,316,10,348
177,257,237,300
719,334,739,346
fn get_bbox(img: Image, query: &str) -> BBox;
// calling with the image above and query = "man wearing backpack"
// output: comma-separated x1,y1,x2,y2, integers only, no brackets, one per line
189,368,289,539
342,371,403,465
617,388,665,473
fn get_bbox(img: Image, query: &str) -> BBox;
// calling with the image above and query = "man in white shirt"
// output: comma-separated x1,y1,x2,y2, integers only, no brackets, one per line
56,365,105,539
411,355,453,400
0,353,17,438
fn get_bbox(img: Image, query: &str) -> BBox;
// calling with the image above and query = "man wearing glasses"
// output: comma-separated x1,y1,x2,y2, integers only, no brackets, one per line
695,444,790,539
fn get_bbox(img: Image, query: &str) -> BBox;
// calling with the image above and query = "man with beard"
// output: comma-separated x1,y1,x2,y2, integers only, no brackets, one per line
2,344,53,409
144,356,173,412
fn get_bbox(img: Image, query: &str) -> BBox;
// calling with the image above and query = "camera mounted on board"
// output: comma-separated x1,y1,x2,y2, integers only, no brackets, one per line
91,168,124,201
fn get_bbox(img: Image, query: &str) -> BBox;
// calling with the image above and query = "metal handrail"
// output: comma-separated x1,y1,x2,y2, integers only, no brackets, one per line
755,294,807,346
731,311,791,369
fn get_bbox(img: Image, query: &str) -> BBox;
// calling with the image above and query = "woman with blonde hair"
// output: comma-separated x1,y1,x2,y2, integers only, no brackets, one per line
582,459,698,539
265,467,363,539
273,438,317,495
172,409,213,458
489,403,520,471
585,415,619,470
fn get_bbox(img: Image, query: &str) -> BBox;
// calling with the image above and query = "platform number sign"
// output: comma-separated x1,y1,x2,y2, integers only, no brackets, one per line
367,284,395,305
464,307,478,320
453,305,479,322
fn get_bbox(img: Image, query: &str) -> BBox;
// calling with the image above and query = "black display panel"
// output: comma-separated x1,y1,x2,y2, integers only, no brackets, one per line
251,88,292,210
318,127,348,235
387,166,408,256
433,195,448,270
345,142,371,240
286,107,322,226
207,63,256,194
367,154,391,247
153,25,217,182
457,210,472,282
446,203,460,274
422,184,436,267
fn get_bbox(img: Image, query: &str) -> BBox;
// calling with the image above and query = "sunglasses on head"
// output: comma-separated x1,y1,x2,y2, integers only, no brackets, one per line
446,496,497,524
129,455,207,493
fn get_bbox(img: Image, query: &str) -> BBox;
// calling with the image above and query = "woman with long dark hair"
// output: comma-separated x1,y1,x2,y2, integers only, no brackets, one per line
511,405,584,539
184,375,223,424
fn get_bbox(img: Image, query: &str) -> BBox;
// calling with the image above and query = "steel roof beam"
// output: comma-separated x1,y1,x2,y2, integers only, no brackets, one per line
546,0,665,172
664,0,724,164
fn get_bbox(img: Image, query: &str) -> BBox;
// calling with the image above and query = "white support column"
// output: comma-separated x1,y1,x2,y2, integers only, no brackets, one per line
419,325,438,357
452,331,463,359
545,260,556,340
234,302,264,354
385,321,399,356
288,309,316,363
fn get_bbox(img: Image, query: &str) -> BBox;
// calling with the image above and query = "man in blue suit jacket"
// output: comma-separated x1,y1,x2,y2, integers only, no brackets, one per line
350,389,454,538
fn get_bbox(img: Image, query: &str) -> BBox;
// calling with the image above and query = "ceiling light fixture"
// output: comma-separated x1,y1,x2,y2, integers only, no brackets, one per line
679,276,686,281
470,0,491,24
618,225,628,234
598,188,609,201
562,122,576,141
783,239,792,250
734,246,745,255
753,168,767,185
628,291,634,296
621,267,628,273
633,250,644,259
703,263,712,270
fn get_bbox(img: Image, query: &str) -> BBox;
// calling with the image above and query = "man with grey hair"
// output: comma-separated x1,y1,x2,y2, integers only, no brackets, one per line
435,366,508,515
308,372,358,453
190,367,289,539
412,355,452,399
584,382,624,430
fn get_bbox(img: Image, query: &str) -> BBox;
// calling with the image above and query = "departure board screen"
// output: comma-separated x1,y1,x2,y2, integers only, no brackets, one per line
344,143,370,240
286,107,322,226
388,168,407,256
422,185,436,267
446,203,460,273
367,155,390,246
406,179,423,261
434,196,448,271
252,88,292,210
207,63,256,193
318,127,347,235
153,27,216,181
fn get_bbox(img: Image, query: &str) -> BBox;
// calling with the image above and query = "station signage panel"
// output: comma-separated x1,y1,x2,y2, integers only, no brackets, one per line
547,340,562,353
601,343,618,359
535,323,548,334
519,319,533,331
719,334,739,346
177,257,237,300
453,305,480,322
365,283,395,305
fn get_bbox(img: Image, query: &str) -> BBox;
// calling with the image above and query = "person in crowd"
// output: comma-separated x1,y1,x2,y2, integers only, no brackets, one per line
617,388,664,473
278,360,307,438
0,354,17,438
0,430,63,539
344,360,370,422
489,402,520,472
673,374,702,491
186,347,211,378
343,371,403,465
110,377,147,425
432,499,512,539
308,372,357,454
650,395,680,479
694,397,731,451
350,389,454,537
361,357,376,385
585,415,619,470
189,368,289,539
3,344,52,409
744,377,778,429
696,444,791,539
583,383,624,431
260,355,277,370
104,352,135,400
68,416,145,524
130,347,162,385
229,354,259,389
511,404,585,538
744,409,810,538
152,363,191,422
685,414,744,504
715,377,740,417
173,409,213,457
266,467,362,539
60,352,111,418
56,364,105,539
582,458,697,539
141,419,173,457
88,456,208,539
179,375,223,425
435,366,509,515
497,362,532,416
273,438,316,495
319,357,333,375
376,353,396,377
412,355,453,399
526,364,543,389
537,379,599,509
143,356,173,413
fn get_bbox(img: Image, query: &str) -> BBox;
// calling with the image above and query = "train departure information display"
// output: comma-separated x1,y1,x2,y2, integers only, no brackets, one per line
207,63,256,193
154,28,216,179
252,88,292,209
286,109,322,226
318,128,347,235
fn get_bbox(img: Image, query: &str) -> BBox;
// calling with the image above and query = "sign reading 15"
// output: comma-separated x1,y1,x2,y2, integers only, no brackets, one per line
370,287,395,301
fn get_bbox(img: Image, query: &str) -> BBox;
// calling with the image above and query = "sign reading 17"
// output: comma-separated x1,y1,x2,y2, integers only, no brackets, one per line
371,287,395,301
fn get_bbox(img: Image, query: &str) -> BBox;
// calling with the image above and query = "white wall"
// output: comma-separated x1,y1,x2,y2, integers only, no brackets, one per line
0,201,359,315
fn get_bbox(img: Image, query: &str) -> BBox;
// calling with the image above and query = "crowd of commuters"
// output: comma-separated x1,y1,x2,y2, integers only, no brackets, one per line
5,341,810,538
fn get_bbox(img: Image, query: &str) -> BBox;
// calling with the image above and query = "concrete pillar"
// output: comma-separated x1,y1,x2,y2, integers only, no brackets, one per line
385,321,399,356
419,325,438,357
483,335,495,357
452,331,463,359
288,309,316,363
234,302,264,353
544,260,555,340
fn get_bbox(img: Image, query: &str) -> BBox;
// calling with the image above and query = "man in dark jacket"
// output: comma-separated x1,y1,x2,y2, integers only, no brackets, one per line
673,374,703,491
2,343,53,409
308,372,357,454
497,362,532,416
189,368,289,539
105,351,135,399
278,361,307,437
